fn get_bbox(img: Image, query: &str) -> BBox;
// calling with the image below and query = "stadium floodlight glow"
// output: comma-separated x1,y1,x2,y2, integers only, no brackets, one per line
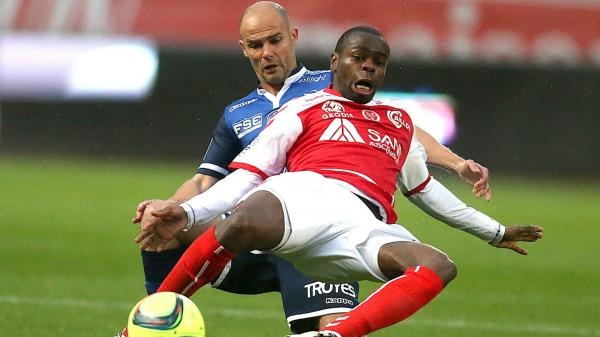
375,91,457,145
0,33,158,101
66,42,158,99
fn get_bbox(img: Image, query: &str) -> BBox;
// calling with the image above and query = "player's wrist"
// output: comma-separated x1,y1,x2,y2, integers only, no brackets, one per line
179,203,195,232
488,223,506,246
451,158,469,175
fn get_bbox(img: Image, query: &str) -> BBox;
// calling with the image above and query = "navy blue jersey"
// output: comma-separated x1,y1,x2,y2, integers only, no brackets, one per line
198,66,331,178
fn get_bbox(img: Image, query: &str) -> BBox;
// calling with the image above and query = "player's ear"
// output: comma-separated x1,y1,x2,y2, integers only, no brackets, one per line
239,40,248,57
290,27,299,47
330,52,339,72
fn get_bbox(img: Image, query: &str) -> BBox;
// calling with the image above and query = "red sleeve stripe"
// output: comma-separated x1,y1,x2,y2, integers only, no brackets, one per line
228,162,270,180
403,175,432,197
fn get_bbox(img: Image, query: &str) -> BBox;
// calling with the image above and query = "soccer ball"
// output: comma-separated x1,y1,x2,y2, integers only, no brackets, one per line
127,292,205,337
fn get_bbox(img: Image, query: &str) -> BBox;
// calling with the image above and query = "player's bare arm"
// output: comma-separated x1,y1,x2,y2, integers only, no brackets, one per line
415,127,492,201
455,159,491,200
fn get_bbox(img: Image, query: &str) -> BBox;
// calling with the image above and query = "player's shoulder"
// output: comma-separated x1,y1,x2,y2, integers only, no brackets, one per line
223,90,263,116
278,89,336,114
295,68,332,83
368,97,405,109
286,67,332,91
367,98,412,116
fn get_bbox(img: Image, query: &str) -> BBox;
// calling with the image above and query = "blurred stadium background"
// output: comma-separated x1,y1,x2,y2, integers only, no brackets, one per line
1,1,599,337
1,0,600,174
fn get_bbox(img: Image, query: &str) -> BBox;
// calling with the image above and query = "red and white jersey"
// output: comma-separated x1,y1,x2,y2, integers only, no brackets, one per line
230,87,415,223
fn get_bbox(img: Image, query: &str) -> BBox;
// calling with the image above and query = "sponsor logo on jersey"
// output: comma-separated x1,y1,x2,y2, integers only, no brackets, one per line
387,109,411,130
319,118,365,143
297,73,328,84
368,129,403,163
228,98,258,112
321,111,354,119
232,113,262,138
304,282,357,298
322,100,345,113
361,109,380,121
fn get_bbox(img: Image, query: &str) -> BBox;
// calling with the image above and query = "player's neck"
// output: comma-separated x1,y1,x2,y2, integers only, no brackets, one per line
260,82,284,96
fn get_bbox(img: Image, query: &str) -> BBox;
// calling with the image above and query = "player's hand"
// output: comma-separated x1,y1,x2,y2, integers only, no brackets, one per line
496,225,543,255
135,200,188,252
456,159,492,201
132,199,161,224
133,199,185,251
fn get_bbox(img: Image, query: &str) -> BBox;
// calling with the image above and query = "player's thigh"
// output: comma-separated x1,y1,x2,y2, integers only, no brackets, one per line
285,218,422,282
217,190,285,251
258,171,380,254
257,171,413,282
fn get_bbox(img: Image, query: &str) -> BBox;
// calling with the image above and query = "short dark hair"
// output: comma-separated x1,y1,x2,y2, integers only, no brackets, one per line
334,26,388,54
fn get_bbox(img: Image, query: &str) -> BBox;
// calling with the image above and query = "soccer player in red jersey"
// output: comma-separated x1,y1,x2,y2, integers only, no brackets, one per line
130,2,492,335
136,26,543,337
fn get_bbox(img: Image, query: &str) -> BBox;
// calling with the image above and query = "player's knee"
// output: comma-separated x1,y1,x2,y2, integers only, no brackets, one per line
378,243,457,284
434,254,457,284
215,211,257,250
421,249,457,284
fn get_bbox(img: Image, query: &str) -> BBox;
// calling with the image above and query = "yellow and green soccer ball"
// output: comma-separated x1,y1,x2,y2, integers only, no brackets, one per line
127,292,205,337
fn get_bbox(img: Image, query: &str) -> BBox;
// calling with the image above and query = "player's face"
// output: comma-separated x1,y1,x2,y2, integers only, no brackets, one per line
239,11,298,94
330,33,389,104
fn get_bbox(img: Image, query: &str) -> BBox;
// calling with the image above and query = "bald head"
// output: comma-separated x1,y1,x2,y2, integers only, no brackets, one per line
240,1,290,33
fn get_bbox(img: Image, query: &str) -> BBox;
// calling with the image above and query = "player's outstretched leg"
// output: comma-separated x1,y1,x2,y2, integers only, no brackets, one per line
319,242,456,337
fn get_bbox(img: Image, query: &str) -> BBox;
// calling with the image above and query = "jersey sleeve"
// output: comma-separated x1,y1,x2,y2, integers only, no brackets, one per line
197,114,243,179
397,137,431,195
397,135,505,245
229,104,304,178
405,177,505,245
180,169,264,225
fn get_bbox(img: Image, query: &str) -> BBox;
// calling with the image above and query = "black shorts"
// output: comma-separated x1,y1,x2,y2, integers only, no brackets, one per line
210,252,360,333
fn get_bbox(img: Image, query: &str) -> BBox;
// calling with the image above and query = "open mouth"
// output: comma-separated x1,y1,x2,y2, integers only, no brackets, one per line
263,64,278,72
353,79,374,95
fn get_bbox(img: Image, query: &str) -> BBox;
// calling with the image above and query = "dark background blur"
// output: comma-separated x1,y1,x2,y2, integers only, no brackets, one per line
1,0,599,176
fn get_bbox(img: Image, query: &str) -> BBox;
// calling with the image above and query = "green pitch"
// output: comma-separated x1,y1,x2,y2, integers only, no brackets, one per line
1,155,598,337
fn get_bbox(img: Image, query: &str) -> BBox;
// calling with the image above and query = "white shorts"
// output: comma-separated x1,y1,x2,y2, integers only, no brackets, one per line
251,171,420,283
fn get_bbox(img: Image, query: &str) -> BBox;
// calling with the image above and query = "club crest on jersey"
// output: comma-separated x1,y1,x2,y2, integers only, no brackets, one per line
387,110,411,130
362,110,380,121
322,101,345,113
